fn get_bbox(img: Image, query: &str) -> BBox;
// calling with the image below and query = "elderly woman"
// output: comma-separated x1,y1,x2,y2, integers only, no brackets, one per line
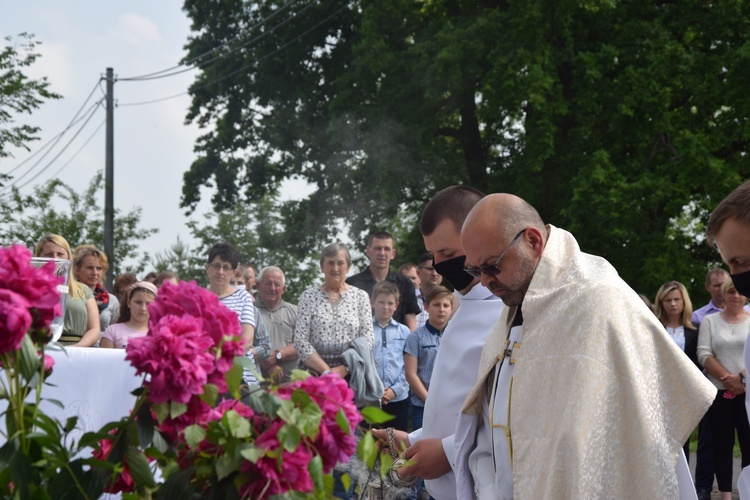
294,242,374,377
73,244,120,335
35,234,100,347
697,279,750,500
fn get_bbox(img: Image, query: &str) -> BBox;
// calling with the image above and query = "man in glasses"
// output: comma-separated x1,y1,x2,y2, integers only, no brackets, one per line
373,186,505,500
454,193,715,499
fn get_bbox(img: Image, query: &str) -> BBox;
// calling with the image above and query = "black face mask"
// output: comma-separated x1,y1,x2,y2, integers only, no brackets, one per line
731,270,750,298
433,255,475,291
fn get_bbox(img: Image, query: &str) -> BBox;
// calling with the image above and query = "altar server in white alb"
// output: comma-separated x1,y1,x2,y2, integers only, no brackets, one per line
372,185,504,499
455,193,716,499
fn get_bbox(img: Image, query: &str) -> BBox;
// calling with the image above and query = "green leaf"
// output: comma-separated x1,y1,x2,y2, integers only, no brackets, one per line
8,448,33,498
340,473,352,493
151,430,170,454
136,401,155,448
239,444,265,463
18,334,40,383
126,445,156,488
278,423,301,452
170,401,188,419
308,454,324,491
200,383,219,406
224,410,251,439
155,467,196,500
215,453,238,481
289,369,311,382
359,406,393,425
152,402,169,424
336,408,351,434
184,424,207,449
379,451,394,479
63,416,78,433
233,355,255,370
356,431,377,470
225,364,244,397
43,398,64,410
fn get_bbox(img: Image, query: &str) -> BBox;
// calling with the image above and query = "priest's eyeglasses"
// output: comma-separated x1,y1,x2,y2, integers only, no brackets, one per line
463,229,526,279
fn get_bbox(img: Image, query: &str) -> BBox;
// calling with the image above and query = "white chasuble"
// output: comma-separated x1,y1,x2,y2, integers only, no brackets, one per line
455,226,717,499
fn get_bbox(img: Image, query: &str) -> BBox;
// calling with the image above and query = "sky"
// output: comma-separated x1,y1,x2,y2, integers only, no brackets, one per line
1,2,312,268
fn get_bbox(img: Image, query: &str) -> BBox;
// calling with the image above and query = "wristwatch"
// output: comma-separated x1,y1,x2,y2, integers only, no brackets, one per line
275,350,282,361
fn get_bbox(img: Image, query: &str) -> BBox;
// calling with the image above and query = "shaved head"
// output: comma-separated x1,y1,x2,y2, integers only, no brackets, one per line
461,194,547,305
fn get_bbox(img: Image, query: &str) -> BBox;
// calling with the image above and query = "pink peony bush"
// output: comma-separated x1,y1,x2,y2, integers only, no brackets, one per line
0,245,61,352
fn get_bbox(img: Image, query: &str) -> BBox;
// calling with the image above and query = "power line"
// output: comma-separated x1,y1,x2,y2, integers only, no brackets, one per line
44,118,106,183
0,99,104,194
117,0,303,82
118,3,346,107
4,79,102,177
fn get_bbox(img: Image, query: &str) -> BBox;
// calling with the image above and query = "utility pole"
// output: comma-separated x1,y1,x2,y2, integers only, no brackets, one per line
104,68,114,289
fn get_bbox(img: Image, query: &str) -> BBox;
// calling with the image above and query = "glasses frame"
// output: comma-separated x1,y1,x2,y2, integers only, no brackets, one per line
463,229,527,279
208,262,234,273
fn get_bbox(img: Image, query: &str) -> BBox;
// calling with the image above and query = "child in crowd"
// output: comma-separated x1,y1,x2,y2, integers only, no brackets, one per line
371,281,411,431
101,281,158,348
404,285,453,429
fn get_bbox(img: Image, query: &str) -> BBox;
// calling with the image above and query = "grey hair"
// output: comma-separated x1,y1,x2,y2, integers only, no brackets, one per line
258,266,286,286
320,242,352,268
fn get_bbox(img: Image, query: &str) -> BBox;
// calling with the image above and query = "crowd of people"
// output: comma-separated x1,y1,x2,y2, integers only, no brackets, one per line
26,179,750,499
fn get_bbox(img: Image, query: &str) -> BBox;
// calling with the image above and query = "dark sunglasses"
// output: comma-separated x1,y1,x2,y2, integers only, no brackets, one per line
463,229,526,279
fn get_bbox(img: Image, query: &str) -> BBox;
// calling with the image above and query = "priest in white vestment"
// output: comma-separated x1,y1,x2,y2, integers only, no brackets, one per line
455,194,717,499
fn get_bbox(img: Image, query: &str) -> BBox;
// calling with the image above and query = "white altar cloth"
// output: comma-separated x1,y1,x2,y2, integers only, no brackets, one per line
1,347,141,446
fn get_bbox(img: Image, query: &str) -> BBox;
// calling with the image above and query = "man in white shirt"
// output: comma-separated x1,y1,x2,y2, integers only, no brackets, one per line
706,180,750,498
373,186,504,500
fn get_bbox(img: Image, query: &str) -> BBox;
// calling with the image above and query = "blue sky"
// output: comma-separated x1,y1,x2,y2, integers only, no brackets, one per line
0,2,258,266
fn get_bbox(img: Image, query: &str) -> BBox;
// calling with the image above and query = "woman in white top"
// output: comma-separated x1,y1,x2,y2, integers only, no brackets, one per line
101,282,158,348
697,279,750,500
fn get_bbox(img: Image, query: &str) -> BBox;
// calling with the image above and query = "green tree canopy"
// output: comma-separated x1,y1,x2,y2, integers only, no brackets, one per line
181,0,749,301
0,33,60,158
0,172,157,276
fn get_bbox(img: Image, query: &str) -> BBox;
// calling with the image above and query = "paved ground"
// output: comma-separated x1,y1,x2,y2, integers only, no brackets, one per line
689,453,742,499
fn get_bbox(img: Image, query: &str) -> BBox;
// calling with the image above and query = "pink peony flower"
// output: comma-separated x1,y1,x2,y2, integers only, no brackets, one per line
0,289,33,353
241,419,315,498
157,398,215,443
0,245,62,350
143,281,245,393
42,354,54,376
277,374,360,472
92,433,134,494
126,314,215,404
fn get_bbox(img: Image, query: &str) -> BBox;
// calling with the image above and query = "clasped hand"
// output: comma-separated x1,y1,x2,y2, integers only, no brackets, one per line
370,429,451,480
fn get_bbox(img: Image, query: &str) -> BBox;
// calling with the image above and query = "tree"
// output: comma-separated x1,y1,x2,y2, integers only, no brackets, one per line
181,0,749,299
0,172,157,276
186,193,320,302
0,33,61,158
151,235,205,284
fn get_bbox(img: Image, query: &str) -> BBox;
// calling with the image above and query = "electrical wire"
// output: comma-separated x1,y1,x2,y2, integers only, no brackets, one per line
118,3,346,107
117,0,303,82
0,99,104,194
42,118,106,183
4,79,102,177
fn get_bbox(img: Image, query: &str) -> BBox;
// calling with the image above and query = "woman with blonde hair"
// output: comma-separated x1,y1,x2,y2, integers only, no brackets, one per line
697,279,750,499
34,234,100,346
73,244,119,334
654,280,700,462
654,280,698,360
